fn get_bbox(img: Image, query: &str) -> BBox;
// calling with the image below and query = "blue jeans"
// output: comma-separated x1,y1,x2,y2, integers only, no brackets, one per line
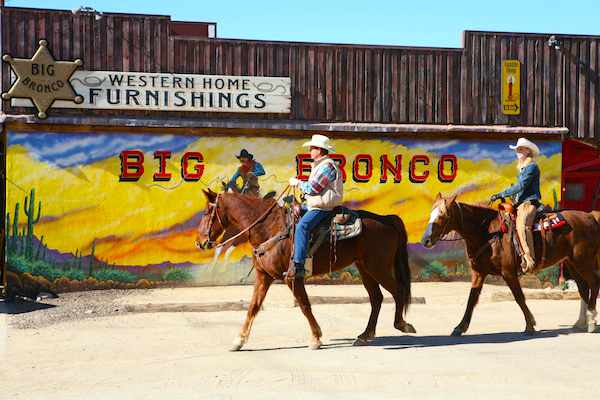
293,208,330,264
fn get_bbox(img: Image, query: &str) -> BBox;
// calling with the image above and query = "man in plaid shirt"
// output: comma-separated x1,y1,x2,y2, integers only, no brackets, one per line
288,134,344,278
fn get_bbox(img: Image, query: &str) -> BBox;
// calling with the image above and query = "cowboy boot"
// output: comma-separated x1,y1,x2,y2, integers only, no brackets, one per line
284,262,307,279
293,263,307,279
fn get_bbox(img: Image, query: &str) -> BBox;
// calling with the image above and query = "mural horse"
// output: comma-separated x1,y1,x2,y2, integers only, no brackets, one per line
421,193,600,335
196,188,415,350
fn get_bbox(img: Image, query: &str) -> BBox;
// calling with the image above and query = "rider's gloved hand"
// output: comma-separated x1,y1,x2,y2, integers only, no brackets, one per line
490,194,501,202
289,177,300,187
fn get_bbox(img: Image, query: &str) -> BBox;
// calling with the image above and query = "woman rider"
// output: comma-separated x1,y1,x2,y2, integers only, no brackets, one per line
491,137,541,273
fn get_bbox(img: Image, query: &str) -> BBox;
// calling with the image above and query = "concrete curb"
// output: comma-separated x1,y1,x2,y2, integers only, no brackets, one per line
123,301,251,313
294,296,426,307
491,290,581,302
122,296,426,313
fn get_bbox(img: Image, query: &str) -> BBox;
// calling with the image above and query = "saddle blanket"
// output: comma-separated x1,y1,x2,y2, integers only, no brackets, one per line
310,210,362,243
532,212,567,232
500,211,566,233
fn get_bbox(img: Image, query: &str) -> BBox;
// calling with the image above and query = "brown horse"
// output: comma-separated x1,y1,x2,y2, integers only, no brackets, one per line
211,182,275,266
421,193,600,335
196,189,415,350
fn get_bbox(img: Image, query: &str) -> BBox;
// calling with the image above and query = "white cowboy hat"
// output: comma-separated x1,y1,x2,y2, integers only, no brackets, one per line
302,134,335,152
509,137,540,157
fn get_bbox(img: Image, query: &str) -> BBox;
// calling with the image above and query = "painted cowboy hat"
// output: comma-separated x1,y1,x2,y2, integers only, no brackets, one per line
509,137,540,157
235,149,254,160
302,134,335,152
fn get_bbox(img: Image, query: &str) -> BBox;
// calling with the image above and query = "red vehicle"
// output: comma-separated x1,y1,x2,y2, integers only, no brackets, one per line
560,139,600,281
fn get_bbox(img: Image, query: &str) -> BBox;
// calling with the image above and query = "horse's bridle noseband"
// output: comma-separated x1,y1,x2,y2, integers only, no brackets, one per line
205,194,226,248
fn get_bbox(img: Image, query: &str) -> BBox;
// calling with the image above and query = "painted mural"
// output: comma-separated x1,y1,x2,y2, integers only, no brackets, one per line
5,132,562,289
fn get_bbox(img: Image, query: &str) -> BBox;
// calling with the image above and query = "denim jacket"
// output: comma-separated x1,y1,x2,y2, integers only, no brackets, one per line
498,162,541,204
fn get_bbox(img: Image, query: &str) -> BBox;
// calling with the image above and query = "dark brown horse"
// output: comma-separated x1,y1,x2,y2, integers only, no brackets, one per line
421,193,600,335
196,189,415,350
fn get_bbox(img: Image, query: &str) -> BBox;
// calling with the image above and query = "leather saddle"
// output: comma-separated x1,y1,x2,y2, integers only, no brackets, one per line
497,201,567,273
285,196,359,238
498,202,566,232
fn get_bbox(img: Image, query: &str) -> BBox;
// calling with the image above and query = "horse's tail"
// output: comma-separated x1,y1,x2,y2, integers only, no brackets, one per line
591,211,600,226
387,214,412,313
593,211,600,271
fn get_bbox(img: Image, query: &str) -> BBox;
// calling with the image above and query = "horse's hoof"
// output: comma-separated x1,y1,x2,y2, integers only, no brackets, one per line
571,324,585,333
588,322,597,333
451,329,463,337
230,337,244,351
401,323,417,334
352,338,368,346
524,327,535,336
308,340,322,350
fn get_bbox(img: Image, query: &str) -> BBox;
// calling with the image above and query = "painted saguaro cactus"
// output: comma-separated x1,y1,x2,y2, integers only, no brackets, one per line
88,241,96,277
8,202,19,255
24,189,41,261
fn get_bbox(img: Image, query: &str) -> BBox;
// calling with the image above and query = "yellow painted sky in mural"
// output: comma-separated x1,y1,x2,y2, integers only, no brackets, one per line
6,135,562,266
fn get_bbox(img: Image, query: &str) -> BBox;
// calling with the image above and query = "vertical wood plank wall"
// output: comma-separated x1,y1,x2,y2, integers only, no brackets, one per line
2,8,600,139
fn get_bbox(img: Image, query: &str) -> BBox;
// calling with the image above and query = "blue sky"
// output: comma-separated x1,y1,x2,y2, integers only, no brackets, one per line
10,0,600,48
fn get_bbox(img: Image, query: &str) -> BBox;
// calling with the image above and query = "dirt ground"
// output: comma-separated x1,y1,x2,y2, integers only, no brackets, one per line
1,282,599,400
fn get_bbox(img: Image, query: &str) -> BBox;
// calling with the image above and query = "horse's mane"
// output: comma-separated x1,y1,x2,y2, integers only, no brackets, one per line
224,192,286,221
226,192,280,208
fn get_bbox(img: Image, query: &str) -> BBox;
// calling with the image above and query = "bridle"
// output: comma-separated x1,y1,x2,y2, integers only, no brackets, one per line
436,201,465,243
204,194,227,248
436,201,503,266
203,185,294,250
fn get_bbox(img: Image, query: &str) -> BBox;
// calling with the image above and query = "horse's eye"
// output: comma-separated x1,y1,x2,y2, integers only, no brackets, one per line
438,216,445,221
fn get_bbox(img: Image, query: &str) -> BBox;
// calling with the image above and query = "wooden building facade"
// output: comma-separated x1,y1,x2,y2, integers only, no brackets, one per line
1,7,599,136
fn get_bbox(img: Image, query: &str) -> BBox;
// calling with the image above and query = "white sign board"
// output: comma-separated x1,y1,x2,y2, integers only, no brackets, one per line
12,71,291,113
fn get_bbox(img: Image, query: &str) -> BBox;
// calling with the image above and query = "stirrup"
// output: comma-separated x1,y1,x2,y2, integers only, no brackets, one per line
283,264,307,279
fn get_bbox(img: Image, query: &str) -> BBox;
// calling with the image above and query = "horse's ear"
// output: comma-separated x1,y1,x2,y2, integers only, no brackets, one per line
203,188,217,202
435,192,443,201
447,194,458,205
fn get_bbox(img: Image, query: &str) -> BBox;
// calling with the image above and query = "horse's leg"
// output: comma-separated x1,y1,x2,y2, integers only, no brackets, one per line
573,299,589,332
353,262,383,346
357,249,415,335
372,273,415,334
569,259,599,333
452,269,487,336
286,279,322,350
231,271,274,351
565,262,591,331
502,272,537,335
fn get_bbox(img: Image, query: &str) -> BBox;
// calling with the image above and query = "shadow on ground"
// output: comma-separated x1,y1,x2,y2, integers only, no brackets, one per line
0,299,56,315
241,328,585,352
358,327,581,350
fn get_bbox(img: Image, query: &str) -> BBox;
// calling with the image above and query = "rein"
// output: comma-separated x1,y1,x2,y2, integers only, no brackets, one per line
436,202,504,265
214,185,293,249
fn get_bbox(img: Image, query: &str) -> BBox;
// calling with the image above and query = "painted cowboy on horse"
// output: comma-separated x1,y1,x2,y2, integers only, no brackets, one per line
226,149,265,196
490,137,542,273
